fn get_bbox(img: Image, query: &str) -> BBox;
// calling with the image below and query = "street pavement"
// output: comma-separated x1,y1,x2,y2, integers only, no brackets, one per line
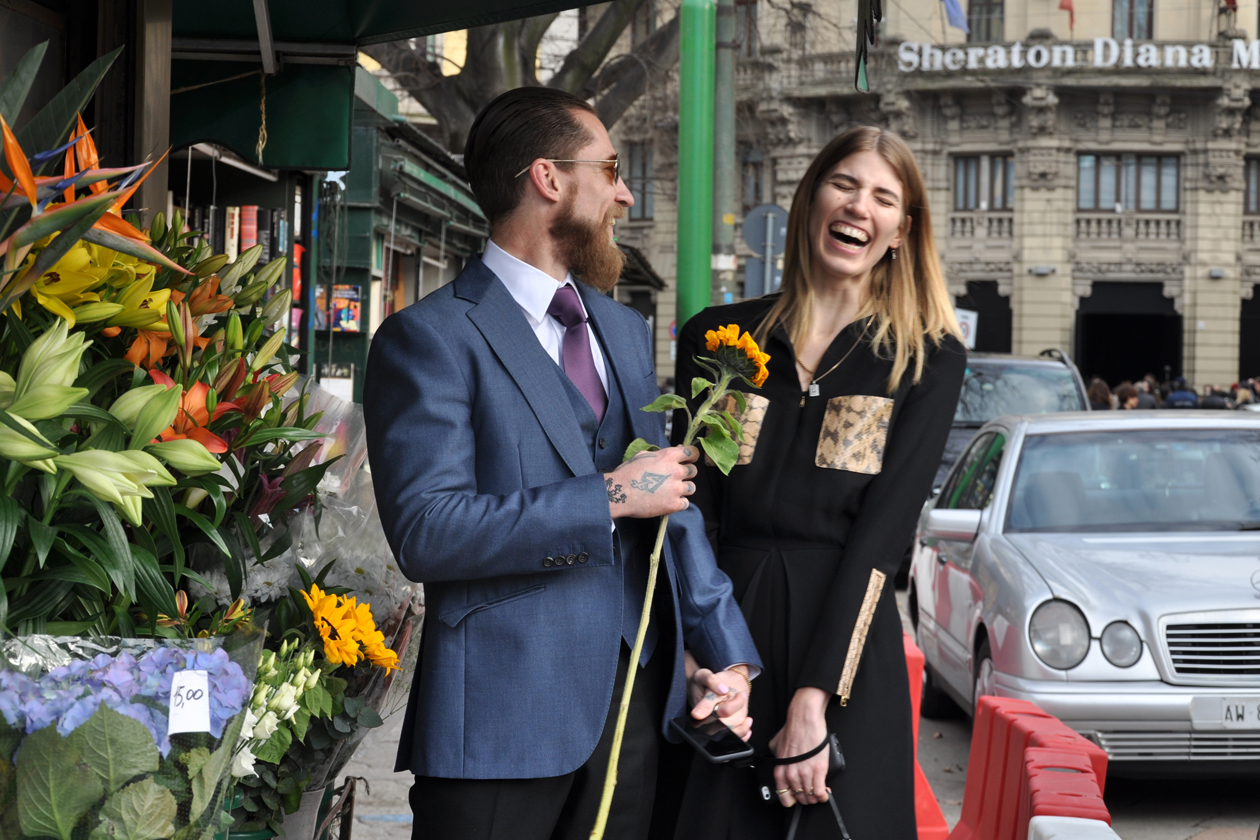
335,596,1259,840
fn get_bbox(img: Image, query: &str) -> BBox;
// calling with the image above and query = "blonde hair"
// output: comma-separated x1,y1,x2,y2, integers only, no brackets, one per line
754,126,962,393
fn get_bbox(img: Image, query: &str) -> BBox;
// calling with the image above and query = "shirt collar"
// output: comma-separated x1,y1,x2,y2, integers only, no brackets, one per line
482,240,583,327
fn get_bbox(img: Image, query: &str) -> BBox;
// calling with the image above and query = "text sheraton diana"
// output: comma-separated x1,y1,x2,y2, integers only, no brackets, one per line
896,38,1260,72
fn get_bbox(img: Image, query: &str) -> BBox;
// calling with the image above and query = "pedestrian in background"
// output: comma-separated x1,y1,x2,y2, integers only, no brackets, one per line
1202,385,1232,410
1115,382,1139,410
1235,387,1255,410
1137,378,1159,409
1166,377,1199,408
1088,378,1113,410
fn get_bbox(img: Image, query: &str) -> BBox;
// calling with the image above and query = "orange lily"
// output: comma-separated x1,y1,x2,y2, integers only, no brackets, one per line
178,276,234,317
148,369,238,453
125,329,174,368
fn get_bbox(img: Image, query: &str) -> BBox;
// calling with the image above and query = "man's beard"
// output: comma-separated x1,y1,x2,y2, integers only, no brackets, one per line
550,197,625,292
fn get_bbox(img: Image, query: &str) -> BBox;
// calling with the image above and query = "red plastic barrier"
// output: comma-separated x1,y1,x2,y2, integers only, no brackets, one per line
946,696,1110,840
904,633,950,840
1014,750,1104,840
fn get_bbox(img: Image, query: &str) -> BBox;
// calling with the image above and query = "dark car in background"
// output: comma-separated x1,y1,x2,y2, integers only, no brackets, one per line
935,349,1090,491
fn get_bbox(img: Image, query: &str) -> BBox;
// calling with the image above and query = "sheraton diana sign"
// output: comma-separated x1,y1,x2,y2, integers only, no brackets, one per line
896,37,1260,72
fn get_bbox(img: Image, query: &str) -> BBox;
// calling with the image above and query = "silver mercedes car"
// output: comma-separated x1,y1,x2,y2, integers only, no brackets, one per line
909,411,1260,775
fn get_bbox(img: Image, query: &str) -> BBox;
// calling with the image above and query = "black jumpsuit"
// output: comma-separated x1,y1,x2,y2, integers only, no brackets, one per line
671,296,965,840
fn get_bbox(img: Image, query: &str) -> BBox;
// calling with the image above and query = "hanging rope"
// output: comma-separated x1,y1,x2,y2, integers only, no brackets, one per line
170,69,261,95
256,73,268,165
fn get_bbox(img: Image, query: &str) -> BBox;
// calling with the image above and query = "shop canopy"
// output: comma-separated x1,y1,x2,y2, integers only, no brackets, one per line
170,0,597,169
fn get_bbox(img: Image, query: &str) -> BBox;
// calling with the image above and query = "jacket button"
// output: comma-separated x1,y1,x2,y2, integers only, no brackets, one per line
566,554,577,565
578,552,589,563
598,438,607,449
543,557,554,567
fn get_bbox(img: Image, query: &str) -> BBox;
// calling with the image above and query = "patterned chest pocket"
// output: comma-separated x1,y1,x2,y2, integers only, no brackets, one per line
704,392,770,466
815,395,894,474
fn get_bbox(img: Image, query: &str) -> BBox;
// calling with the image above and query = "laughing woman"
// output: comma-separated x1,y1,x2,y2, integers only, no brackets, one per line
671,127,965,840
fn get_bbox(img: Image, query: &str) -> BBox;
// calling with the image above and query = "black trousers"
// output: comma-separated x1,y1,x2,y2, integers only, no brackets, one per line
409,641,670,840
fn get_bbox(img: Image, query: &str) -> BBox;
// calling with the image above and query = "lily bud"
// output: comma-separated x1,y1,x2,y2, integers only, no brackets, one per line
146,439,222,476
109,384,168,430
234,280,270,309
268,682,297,714
305,669,320,690
209,328,226,358
0,414,59,467
70,302,126,323
150,212,166,243
267,371,299,398
250,329,287,374
241,380,273,422
115,450,178,487
116,496,143,527
193,255,230,278
0,371,13,410
166,301,185,348
212,358,248,401
15,319,91,398
7,384,89,421
226,312,243,352
53,449,165,505
129,383,181,448
244,318,265,350
260,289,292,326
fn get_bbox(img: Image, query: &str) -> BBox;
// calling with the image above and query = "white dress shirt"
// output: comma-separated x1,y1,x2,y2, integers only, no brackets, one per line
482,240,609,394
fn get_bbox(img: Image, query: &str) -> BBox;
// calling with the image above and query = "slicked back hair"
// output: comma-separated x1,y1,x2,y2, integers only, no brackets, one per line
464,88,598,228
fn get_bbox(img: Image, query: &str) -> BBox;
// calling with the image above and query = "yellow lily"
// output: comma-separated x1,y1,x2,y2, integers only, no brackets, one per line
106,275,171,330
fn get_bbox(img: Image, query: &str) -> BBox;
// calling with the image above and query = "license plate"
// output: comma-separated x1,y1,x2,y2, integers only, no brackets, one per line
1221,698,1260,729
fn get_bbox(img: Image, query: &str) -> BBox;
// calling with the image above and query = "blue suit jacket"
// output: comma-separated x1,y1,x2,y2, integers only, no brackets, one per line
364,257,761,779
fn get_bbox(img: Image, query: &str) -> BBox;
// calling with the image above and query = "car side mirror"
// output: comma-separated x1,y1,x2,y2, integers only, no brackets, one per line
924,508,982,543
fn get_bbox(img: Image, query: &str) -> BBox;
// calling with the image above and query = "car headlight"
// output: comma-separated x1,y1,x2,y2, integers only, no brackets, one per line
1029,600,1091,669
1101,621,1142,668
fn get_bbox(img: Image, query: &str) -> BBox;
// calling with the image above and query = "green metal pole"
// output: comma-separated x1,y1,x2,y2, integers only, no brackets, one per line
712,0,736,305
677,0,716,329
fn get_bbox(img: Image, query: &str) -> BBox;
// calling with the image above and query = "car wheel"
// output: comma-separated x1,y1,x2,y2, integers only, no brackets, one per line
972,637,995,717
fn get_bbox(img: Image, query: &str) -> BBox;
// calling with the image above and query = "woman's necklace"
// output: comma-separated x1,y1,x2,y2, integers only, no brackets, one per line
798,319,871,407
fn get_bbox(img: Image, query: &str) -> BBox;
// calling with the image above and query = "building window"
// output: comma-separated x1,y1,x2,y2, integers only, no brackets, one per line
742,146,764,212
954,157,980,210
627,142,653,221
967,0,1003,43
1078,154,1178,212
1112,0,1153,39
735,0,759,57
990,155,1014,210
1246,159,1260,214
631,0,655,46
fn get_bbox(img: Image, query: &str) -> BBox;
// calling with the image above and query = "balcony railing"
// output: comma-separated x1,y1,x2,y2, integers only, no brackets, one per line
948,211,1014,240
1244,218,1260,246
1075,212,1181,242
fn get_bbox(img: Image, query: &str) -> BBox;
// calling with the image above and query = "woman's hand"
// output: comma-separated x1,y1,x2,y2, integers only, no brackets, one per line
769,686,832,808
687,665,752,741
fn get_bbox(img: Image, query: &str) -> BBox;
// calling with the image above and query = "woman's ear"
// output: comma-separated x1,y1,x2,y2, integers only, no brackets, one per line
890,214,912,251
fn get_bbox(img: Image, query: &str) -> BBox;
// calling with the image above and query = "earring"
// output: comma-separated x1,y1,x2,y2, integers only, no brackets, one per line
890,247,898,261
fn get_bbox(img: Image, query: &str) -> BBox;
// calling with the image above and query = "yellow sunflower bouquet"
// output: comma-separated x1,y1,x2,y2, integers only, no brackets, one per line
592,324,769,838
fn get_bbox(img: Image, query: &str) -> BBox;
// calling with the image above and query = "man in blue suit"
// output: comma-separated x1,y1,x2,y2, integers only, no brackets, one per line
364,87,761,840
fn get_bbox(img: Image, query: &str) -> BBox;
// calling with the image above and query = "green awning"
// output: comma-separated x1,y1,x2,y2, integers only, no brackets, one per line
174,0,600,45
170,61,352,170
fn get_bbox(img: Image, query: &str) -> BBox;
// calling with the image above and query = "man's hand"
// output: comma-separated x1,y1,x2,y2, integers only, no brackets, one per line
606,446,698,519
687,667,751,741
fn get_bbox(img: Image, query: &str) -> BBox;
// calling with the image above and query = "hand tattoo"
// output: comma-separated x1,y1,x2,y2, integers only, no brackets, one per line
630,472,667,494
606,477,627,504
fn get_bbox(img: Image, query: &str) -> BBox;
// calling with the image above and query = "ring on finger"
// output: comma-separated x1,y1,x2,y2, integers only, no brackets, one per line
775,788,791,795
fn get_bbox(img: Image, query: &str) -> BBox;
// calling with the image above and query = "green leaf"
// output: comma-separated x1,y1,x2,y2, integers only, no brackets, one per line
236,427,325,446
80,228,190,276
95,778,176,840
343,696,365,718
27,518,55,568
0,755,18,840
65,403,131,433
85,494,136,597
290,708,310,743
730,390,747,414
700,434,740,476
68,704,160,795
0,718,19,764
621,438,659,463
252,726,292,765
49,538,111,592
215,525,246,601
130,543,177,620
0,41,48,126
60,522,134,600
274,457,337,515
6,578,72,623
0,496,22,575
356,707,383,728
142,489,183,583
639,393,687,413
16,725,104,840
721,410,746,443
15,47,122,174
189,478,227,528
691,377,714,398
188,713,242,823
174,504,231,558
74,359,134,400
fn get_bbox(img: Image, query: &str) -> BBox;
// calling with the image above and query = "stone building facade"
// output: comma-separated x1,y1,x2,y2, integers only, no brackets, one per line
611,0,1260,388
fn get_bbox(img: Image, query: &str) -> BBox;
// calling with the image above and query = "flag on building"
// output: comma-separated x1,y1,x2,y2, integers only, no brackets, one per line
942,0,970,33
1059,0,1074,33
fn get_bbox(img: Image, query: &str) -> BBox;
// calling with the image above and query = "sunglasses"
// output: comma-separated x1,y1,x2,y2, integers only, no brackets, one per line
514,158,621,184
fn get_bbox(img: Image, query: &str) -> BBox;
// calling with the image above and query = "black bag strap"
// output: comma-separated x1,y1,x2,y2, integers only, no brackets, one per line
783,798,851,840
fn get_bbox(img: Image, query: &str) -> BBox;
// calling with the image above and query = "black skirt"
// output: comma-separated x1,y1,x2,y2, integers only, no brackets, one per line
673,544,916,840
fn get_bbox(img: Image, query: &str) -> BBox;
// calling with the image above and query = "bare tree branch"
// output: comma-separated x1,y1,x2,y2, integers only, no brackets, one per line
548,0,646,94
519,12,561,85
595,13,680,128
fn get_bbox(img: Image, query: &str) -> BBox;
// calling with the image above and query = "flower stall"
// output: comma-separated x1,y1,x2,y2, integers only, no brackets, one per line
0,43,421,840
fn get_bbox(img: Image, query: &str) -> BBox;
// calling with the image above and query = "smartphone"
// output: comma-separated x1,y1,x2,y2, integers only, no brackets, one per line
669,713,755,763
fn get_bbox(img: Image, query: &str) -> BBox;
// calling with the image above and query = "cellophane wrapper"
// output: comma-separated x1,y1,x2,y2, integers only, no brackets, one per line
0,630,264,840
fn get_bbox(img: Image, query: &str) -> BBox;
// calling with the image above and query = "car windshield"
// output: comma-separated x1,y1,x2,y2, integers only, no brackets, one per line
1007,430,1260,533
954,365,1083,426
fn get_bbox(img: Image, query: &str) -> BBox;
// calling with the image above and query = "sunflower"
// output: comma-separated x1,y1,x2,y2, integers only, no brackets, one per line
703,323,770,388
302,584,362,666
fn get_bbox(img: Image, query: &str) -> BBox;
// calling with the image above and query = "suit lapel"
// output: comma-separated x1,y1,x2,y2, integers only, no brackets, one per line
580,284,660,447
462,260,595,477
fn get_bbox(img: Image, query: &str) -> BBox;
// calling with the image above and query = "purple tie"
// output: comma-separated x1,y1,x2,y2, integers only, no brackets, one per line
548,285,607,423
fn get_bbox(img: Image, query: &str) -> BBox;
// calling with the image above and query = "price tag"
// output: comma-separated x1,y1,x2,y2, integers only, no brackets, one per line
168,670,211,734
